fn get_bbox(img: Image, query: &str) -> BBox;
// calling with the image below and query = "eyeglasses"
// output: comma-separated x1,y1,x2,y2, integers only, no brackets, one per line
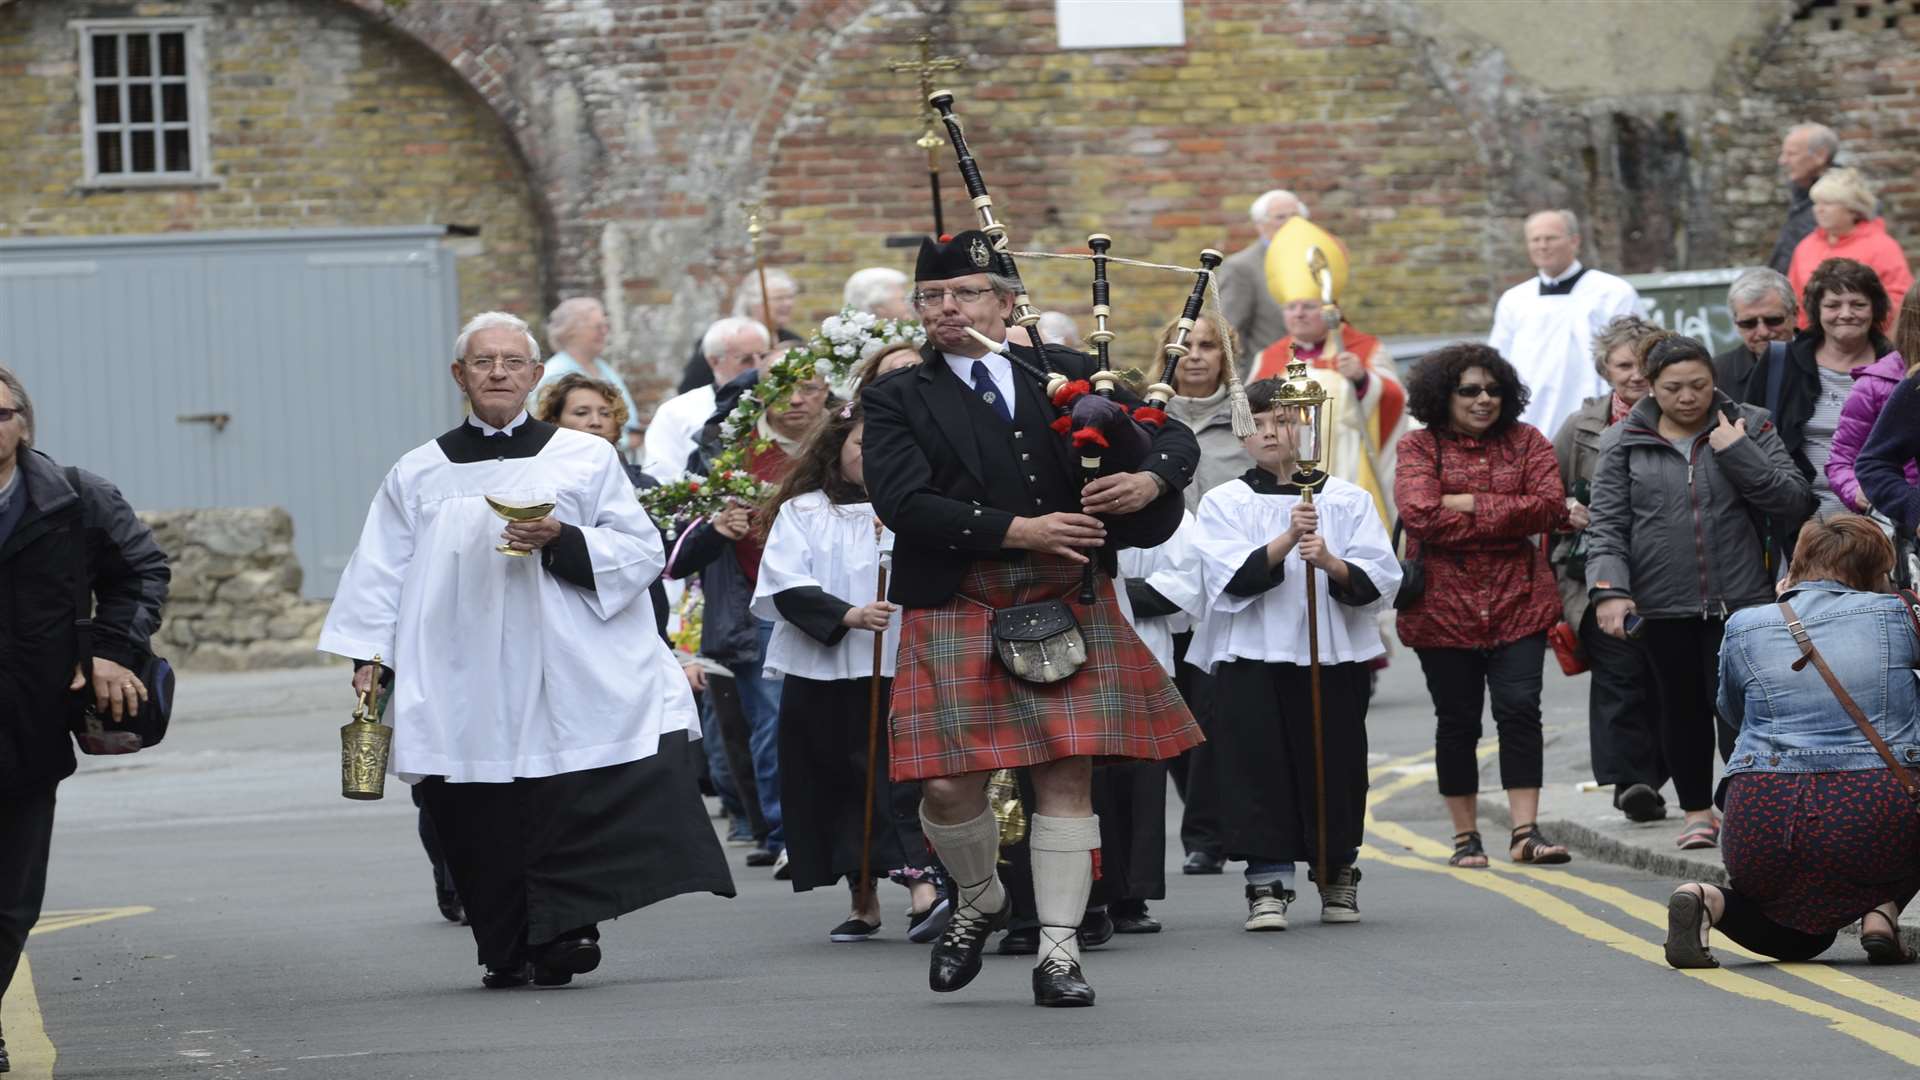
465,355,534,373
1453,383,1505,400
1733,314,1790,331
0,408,17,423
911,287,994,309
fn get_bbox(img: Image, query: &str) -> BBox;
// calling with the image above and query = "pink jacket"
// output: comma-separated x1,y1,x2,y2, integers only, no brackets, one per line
1788,217,1913,332
1827,349,1918,512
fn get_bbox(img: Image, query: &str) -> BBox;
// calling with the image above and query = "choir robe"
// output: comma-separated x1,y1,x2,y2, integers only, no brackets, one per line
749,492,931,892
1192,469,1401,867
1486,262,1641,437
319,414,734,970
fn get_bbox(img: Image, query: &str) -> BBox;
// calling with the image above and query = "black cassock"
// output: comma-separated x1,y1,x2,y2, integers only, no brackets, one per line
1208,660,1371,867
768,587,933,892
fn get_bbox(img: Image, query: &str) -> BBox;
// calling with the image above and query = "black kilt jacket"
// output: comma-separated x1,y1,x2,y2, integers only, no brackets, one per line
860,341,1199,608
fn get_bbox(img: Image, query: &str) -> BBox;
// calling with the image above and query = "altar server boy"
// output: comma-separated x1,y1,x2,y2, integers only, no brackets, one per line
1192,377,1399,932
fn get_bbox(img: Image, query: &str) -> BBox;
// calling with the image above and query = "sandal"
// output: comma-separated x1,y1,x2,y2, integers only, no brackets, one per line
1665,885,1719,969
1509,823,1572,865
1860,909,1916,966
1449,830,1489,868
1675,820,1720,850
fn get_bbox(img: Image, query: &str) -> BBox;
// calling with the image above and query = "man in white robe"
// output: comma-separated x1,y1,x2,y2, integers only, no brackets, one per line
1487,209,1641,437
321,311,734,990
642,317,770,482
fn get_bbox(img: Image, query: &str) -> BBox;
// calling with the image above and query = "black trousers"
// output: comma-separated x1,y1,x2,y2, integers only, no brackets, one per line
1093,761,1168,906
1416,634,1547,796
707,674,768,841
1164,632,1223,859
1637,617,1730,812
0,786,57,1003
1578,606,1667,791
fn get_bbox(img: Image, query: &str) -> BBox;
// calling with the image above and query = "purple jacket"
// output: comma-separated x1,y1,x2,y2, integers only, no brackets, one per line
1828,350,1919,512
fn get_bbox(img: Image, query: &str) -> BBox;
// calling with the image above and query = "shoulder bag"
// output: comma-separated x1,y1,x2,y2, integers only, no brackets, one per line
66,467,174,755
1776,596,1920,810
1390,436,1440,613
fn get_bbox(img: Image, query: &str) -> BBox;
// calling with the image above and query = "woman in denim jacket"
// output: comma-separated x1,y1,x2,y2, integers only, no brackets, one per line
1665,516,1920,967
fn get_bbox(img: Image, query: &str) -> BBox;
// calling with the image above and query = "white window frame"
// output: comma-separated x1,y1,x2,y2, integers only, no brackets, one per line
71,18,216,188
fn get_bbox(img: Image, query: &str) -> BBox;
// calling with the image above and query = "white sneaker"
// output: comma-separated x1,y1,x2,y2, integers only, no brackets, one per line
771,848,790,880
1244,882,1293,932
1316,866,1362,924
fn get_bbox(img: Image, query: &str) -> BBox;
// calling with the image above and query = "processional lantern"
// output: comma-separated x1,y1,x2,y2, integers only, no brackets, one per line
1272,348,1329,486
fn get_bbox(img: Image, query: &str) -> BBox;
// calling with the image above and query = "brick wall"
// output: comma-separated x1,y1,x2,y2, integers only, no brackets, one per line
767,0,1494,363
13,0,1920,419
0,0,545,327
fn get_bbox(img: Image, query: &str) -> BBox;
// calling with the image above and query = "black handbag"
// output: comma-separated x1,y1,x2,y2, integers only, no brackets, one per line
1391,519,1425,612
990,599,1088,684
65,468,173,754
1390,437,1438,613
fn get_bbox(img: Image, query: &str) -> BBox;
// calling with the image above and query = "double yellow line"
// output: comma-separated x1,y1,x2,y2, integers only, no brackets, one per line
1362,751,1920,1065
1,906,152,1079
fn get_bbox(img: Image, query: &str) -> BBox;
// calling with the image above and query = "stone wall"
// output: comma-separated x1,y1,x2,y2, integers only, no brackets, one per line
139,508,335,672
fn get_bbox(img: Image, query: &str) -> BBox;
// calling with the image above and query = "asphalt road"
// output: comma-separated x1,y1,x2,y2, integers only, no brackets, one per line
11,659,1920,1079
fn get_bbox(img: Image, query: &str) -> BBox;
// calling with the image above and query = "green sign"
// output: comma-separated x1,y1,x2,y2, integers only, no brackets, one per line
1624,267,1748,356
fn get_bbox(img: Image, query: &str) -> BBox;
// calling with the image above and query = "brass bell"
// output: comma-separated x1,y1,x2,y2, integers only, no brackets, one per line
341,653,393,801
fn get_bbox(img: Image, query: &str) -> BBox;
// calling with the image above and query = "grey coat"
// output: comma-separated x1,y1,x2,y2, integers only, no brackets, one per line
1217,242,1287,368
1165,386,1254,512
1549,393,1612,628
1584,392,1815,620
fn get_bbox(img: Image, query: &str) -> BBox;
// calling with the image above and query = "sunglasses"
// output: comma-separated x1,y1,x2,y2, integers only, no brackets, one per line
0,408,18,423
1453,383,1506,400
1733,314,1790,331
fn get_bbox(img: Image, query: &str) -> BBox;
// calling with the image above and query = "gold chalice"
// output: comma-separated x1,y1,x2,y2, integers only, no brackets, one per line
486,496,556,557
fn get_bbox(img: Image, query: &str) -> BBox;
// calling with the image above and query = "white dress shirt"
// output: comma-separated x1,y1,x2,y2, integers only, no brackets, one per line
942,350,1018,419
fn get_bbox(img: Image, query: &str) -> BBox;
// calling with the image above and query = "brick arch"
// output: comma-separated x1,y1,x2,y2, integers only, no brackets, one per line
758,0,1503,344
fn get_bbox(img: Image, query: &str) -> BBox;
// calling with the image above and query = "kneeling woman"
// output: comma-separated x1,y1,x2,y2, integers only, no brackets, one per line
1666,515,1920,967
750,402,949,943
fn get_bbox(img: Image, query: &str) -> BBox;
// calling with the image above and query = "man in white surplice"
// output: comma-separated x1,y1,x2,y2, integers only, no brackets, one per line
1487,209,1641,437
320,311,733,991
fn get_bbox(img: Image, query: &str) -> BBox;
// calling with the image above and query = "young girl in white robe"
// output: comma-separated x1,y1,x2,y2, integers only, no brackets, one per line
1193,378,1400,934
750,401,949,944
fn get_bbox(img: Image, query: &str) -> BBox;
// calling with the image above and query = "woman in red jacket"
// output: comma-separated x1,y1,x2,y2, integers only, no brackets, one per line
1394,344,1573,868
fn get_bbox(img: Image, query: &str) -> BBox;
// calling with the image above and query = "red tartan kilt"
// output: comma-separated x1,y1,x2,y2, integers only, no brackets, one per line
888,555,1202,781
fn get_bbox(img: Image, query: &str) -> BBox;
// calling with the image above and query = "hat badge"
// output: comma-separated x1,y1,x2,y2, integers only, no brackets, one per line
969,237,992,268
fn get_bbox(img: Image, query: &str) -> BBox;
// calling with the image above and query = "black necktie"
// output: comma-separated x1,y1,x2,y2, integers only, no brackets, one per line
1539,267,1589,296
971,360,1012,424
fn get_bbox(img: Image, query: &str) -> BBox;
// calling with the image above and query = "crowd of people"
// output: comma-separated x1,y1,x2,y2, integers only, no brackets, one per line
8,121,1920,1051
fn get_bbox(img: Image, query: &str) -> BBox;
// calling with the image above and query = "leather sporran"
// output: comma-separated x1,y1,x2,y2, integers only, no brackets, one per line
991,599,1088,684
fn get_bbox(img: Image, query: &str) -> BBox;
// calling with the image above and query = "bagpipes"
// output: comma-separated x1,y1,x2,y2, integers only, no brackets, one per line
927,88,1250,602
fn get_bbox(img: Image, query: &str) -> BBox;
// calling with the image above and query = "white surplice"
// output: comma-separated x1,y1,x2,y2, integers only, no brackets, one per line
1116,511,1205,676
1191,473,1401,672
318,426,699,783
1486,262,1641,437
749,491,898,680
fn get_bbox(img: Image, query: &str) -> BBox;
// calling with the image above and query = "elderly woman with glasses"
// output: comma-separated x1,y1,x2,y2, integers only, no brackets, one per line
1585,333,1815,852
1393,344,1573,869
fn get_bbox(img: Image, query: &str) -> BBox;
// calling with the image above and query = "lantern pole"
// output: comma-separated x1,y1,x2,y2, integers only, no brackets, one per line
1276,348,1332,892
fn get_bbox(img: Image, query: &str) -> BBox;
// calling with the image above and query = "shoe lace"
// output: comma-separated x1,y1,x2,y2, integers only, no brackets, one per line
940,903,991,946
1036,952,1078,976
